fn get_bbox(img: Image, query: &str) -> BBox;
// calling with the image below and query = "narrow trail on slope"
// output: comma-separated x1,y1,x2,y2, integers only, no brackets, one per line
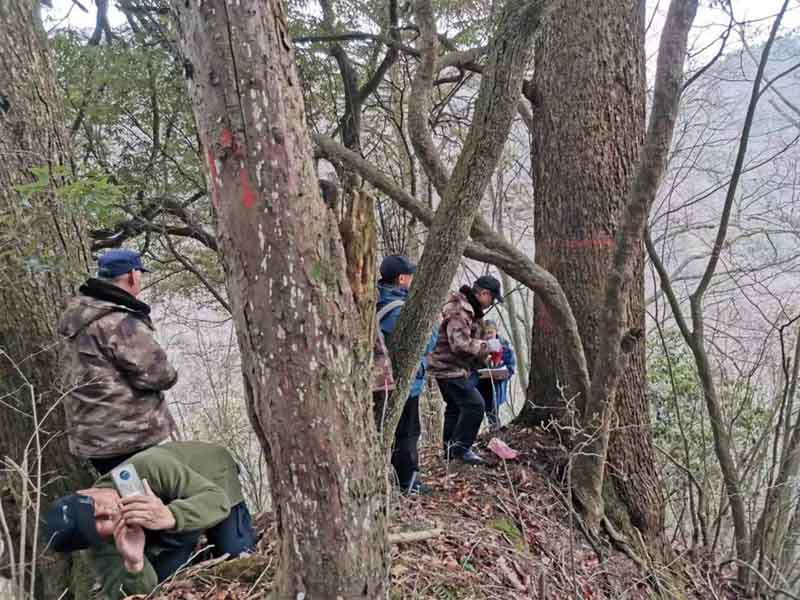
140,426,736,600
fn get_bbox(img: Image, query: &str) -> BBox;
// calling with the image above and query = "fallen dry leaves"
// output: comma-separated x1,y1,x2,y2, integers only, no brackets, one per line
134,426,735,600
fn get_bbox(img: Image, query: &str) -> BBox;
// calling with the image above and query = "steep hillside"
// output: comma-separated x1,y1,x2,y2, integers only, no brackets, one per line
136,427,736,600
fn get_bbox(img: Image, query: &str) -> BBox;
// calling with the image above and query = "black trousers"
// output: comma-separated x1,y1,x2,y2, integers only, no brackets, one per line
477,379,500,426
374,392,422,488
150,501,257,581
392,394,421,488
437,377,485,456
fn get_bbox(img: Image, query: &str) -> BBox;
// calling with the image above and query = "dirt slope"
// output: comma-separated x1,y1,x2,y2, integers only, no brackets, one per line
136,427,734,599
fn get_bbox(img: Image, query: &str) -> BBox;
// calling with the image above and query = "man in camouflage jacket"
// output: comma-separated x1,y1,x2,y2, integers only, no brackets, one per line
428,275,504,465
58,249,178,474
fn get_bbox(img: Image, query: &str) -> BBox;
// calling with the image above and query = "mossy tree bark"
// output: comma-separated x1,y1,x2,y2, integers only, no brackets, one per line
0,2,94,598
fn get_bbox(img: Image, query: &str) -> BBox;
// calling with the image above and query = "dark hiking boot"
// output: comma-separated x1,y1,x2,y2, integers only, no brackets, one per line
402,480,433,496
456,449,485,466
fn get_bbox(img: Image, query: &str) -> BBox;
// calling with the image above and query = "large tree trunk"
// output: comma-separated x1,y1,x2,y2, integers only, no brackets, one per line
0,2,94,598
169,1,387,597
569,2,699,575
520,0,665,546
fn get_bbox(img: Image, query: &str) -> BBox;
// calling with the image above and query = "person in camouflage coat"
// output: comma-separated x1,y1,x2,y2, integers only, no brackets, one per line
428,275,504,465
58,249,178,474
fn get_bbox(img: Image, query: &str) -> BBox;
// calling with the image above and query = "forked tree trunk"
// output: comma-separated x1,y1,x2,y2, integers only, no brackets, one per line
520,0,665,548
386,0,550,434
0,2,94,598
169,1,387,597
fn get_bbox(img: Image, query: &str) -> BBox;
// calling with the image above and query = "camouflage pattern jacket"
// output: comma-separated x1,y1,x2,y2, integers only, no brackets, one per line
428,286,491,379
57,278,178,458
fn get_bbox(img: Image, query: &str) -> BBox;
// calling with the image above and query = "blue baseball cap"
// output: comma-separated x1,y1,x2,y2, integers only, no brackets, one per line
97,249,150,279
44,494,103,552
379,255,417,282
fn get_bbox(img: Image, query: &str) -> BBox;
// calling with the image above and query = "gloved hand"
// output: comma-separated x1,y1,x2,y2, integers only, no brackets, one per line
486,338,502,353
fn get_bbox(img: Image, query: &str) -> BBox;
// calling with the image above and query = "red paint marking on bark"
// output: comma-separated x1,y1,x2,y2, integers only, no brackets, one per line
240,167,256,209
538,238,615,250
221,128,234,149
535,302,556,336
221,128,246,158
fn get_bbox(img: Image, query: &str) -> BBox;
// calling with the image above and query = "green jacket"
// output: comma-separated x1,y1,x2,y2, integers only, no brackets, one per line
91,441,245,600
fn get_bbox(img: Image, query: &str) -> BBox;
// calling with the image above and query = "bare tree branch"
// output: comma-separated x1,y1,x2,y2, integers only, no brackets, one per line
88,191,218,252
646,0,791,585
692,1,789,304
407,0,450,197
293,31,419,57
681,9,733,92
88,0,111,46
163,234,230,312
389,1,559,439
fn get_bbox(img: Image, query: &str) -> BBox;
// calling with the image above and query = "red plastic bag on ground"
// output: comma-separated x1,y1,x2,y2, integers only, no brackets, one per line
488,437,519,460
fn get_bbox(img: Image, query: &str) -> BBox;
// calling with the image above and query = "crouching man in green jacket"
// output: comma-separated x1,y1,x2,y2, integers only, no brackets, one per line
44,441,257,600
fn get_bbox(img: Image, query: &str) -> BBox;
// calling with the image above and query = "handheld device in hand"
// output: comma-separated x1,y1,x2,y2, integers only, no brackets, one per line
110,463,146,498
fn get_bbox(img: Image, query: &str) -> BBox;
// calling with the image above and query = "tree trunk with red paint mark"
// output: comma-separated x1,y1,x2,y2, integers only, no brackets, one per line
169,1,387,597
519,0,666,552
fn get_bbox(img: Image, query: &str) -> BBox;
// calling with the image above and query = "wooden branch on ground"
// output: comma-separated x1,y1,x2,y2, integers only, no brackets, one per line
388,528,442,544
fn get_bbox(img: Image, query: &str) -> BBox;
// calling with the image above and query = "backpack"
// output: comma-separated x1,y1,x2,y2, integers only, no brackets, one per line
372,300,405,393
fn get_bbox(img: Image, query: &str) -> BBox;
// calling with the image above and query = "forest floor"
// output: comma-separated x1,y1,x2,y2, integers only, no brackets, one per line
136,426,737,599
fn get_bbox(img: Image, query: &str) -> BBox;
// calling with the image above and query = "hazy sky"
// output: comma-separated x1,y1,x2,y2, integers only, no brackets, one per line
44,0,800,77
45,0,800,38
46,0,800,35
